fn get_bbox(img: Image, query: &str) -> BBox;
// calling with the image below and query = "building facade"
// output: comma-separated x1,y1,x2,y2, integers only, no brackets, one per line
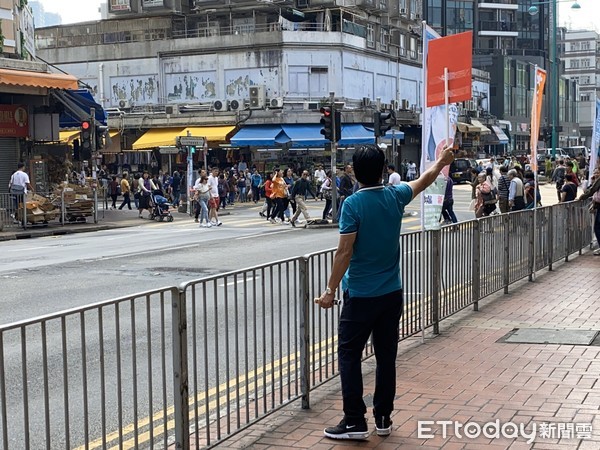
425,0,580,154
560,29,600,149
36,0,433,170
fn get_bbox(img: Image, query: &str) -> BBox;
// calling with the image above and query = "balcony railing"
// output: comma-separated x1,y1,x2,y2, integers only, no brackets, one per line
479,20,518,32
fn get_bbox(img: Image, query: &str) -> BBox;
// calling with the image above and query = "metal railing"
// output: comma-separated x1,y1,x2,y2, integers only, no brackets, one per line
0,201,593,449
0,191,99,231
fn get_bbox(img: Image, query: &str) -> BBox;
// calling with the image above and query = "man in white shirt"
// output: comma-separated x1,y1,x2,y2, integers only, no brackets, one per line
9,163,32,194
314,165,326,200
8,163,33,221
386,165,402,185
207,167,222,226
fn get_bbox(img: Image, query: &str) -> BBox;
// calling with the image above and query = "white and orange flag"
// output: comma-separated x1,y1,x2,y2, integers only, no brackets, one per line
530,67,547,173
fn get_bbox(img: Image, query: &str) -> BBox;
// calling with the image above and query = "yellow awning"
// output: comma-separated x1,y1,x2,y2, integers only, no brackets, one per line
109,130,120,138
132,128,185,150
0,68,78,90
59,130,80,143
470,119,492,135
182,126,236,143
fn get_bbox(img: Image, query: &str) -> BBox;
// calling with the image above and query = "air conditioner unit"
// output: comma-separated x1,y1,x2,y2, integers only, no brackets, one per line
165,105,179,115
303,101,319,110
390,100,399,110
249,85,266,109
229,99,244,111
213,100,229,112
269,97,284,108
400,8,407,15
361,97,371,107
118,99,131,109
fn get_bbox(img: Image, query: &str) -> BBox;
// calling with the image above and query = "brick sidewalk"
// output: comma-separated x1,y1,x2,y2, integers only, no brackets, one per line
215,251,600,449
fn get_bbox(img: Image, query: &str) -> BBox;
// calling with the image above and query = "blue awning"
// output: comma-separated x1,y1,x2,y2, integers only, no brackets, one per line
282,124,379,148
363,126,404,141
339,124,378,146
59,89,107,128
492,125,509,145
281,124,326,148
230,125,289,147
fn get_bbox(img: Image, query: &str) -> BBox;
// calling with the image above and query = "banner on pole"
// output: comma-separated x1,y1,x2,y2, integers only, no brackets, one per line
529,67,547,173
426,31,473,107
421,25,459,175
591,97,600,177
421,24,451,231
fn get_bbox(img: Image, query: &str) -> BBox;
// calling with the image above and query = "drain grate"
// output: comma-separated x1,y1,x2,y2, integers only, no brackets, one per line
498,328,599,346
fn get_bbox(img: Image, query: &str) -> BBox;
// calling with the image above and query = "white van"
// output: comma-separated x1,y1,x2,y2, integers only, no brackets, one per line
562,146,590,158
539,148,570,160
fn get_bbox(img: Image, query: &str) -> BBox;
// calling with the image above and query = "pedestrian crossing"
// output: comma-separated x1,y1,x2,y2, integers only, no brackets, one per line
142,207,424,232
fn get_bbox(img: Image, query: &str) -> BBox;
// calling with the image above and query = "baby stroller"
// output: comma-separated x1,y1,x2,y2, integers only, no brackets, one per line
149,190,174,222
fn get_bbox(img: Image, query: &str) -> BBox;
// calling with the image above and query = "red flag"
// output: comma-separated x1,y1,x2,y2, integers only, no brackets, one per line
427,31,473,107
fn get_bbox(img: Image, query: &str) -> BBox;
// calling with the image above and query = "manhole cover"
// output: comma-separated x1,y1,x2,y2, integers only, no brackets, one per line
499,328,599,346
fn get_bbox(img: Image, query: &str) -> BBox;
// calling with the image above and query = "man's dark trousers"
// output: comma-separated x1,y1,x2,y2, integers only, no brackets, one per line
338,289,403,421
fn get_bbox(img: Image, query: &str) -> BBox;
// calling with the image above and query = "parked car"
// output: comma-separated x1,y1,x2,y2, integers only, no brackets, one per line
450,158,477,184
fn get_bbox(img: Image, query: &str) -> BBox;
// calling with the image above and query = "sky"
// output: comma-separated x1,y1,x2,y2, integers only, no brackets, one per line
38,0,599,31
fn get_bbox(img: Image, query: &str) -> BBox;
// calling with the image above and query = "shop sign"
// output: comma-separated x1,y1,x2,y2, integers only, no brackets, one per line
0,105,29,138
110,0,131,12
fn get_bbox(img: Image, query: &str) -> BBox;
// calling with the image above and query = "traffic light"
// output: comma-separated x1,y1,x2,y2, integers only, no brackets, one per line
334,110,342,144
320,106,333,141
374,110,396,137
190,145,196,154
80,120,92,160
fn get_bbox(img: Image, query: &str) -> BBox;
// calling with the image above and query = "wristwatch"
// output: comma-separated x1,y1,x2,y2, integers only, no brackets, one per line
325,287,334,295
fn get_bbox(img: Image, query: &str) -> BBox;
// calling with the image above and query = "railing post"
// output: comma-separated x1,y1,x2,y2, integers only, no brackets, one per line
172,286,189,450
21,194,28,229
548,205,554,271
431,229,441,334
472,220,480,311
93,188,98,224
503,214,510,294
564,204,570,263
299,256,311,409
528,210,535,282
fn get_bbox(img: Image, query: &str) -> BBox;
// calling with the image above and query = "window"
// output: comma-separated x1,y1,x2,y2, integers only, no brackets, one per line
581,93,591,101
570,59,579,68
581,76,591,85
570,42,580,51
367,24,375,48
582,59,590,67
381,28,389,52
582,41,590,50
379,0,387,9
110,0,131,12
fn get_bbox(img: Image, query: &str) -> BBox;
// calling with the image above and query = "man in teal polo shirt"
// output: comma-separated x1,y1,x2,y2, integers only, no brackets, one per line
316,144,454,440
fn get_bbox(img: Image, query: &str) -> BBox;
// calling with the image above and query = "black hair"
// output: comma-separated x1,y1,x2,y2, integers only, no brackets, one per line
352,144,385,186
500,165,508,173
524,170,534,180
387,164,395,171
17,162,25,169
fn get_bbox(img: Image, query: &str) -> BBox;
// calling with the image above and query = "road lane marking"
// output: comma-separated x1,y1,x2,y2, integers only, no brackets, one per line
218,274,261,287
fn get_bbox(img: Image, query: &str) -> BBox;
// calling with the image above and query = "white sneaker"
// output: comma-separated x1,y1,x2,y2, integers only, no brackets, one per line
207,222,212,228
200,223,207,228
594,248,600,256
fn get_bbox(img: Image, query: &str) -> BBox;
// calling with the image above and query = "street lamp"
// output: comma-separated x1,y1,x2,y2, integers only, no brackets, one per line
528,1,581,158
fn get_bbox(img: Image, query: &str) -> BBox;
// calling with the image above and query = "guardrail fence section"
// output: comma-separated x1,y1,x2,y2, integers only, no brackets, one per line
0,201,593,449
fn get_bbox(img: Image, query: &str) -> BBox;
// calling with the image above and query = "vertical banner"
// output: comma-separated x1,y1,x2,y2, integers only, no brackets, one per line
421,26,472,231
591,97,600,178
529,67,547,173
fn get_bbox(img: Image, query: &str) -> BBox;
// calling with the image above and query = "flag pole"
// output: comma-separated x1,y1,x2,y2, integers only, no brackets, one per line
532,65,539,282
420,20,428,343
444,67,450,147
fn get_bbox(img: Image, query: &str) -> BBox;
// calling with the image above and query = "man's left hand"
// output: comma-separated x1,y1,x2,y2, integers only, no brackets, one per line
316,291,336,309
